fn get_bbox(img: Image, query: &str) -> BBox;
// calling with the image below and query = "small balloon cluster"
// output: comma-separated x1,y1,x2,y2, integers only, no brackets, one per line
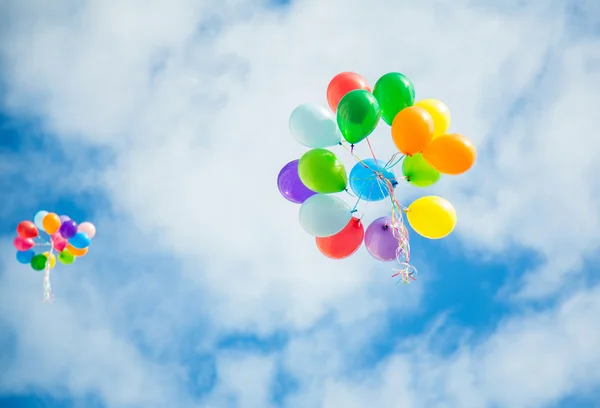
13,210,96,302
277,71,476,283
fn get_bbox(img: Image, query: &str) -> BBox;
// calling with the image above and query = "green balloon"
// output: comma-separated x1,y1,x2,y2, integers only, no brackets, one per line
298,148,347,194
30,254,48,271
402,153,440,187
336,90,381,144
58,250,75,265
373,72,415,125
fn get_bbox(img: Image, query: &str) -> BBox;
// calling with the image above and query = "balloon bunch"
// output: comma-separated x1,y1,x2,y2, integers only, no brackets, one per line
13,210,96,302
277,71,476,284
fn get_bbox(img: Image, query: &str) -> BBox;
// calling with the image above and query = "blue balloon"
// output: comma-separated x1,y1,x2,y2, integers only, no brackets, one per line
69,231,90,249
16,250,35,264
349,158,397,201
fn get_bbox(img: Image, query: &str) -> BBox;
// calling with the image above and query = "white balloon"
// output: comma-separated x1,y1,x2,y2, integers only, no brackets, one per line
34,210,48,230
289,103,342,148
78,222,96,239
299,194,351,237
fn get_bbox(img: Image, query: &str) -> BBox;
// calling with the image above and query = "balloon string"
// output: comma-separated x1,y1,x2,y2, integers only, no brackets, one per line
339,141,416,284
365,138,379,165
386,153,405,170
43,236,54,303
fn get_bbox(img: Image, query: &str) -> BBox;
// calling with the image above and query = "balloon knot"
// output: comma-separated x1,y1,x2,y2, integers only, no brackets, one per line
351,209,358,213
391,180,398,187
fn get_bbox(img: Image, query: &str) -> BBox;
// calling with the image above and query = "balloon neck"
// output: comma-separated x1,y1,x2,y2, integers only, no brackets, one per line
391,180,398,187
383,224,388,230
405,176,410,182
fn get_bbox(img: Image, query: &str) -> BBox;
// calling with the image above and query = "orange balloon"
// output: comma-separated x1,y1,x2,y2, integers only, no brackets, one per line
326,72,370,112
391,106,434,156
67,244,88,257
42,213,61,234
422,133,476,175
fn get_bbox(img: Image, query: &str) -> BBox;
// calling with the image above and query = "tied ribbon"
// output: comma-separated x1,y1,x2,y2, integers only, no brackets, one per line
34,237,54,303
340,139,417,285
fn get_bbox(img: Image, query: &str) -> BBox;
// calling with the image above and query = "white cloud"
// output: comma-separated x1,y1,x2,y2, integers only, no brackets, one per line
1,0,600,406
207,353,276,408
300,283,600,408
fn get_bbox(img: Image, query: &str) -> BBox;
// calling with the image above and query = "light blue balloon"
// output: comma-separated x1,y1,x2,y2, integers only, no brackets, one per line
289,103,342,148
34,210,48,230
299,194,351,237
69,231,90,249
349,158,397,202
16,250,35,264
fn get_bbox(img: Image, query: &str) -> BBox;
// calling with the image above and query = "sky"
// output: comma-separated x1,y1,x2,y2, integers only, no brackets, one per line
0,0,599,407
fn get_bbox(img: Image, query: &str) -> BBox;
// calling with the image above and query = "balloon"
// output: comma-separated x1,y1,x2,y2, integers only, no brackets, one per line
42,252,56,269
34,210,48,229
299,194,352,237
298,148,347,194
402,153,441,187
373,72,415,125
365,216,409,261
406,196,456,239
422,133,476,175
289,104,342,148
414,99,451,138
59,215,71,223
16,250,35,264
51,233,67,251
349,158,397,201
78,222,96,239
42,213,61,234
316,217,364,259
59,220,78,239
30,254,48,271
17,221,38,239
326,72,370,112
277,160,317,204
67,243,88,257
69,232,90,249
14,236,34,251
336,90,381,144
58,250,76,265
391,106,434,156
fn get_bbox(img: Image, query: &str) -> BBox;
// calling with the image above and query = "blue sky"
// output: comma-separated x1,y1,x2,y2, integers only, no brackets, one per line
1,0,600,407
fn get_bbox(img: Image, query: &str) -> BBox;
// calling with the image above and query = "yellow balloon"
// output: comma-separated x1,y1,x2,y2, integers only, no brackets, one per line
406,196,456,239
414,99,451,138
42,252,56,269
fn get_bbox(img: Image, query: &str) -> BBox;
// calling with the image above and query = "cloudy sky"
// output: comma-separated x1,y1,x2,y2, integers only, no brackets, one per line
1,0,599,407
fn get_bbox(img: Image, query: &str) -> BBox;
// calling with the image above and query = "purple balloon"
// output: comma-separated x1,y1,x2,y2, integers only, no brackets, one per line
277,160,316,204
59,220,78,239
364,216,408,261
59,215,71,223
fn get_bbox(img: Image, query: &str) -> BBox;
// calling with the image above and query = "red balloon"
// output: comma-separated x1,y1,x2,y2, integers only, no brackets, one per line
316,217,365,259
14,236,34,251
326,72,371,112
17,221,38,239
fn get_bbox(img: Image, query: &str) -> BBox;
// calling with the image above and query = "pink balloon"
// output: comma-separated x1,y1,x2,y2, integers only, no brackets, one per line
14,236,34,251
78,222,96,239
51,233,67,251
